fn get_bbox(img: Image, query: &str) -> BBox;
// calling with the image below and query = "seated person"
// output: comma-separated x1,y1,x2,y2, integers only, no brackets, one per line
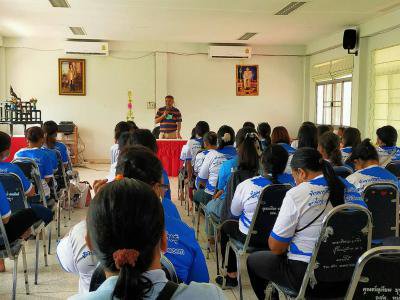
185,121,210,179
204,127,258,235
0,131,53,224
376,125,400,166
257,122,271,151
57,220,98,294
0,182,38,272
127,121,138,132
317,124,333,138
216,144,294,288
43,121,70,167
14,126,54,198
246,148,365,299
100,129,180,221
317,132,343,167
193,131,218,176
341,127,361,164
347,139,399,193
116,146,209,284
69,179,224,300
195,125,236,206
271,126,295,173
243,121,256,129
295,123,317,149
110,121,130,165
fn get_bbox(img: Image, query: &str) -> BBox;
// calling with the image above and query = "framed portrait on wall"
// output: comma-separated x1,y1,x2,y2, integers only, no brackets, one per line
236,65,259,96
58,58,86,96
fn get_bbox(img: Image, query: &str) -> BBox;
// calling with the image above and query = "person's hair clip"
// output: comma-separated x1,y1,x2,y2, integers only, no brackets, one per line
222,133,231,143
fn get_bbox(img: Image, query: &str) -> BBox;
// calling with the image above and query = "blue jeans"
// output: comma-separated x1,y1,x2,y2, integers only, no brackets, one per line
204,198,224,236
30,204,53,225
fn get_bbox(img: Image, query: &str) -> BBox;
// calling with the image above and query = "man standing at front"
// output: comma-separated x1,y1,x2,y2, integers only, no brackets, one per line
155,95,182,139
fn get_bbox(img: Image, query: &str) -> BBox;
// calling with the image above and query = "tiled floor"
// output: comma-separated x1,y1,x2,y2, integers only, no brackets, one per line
0,164,257,299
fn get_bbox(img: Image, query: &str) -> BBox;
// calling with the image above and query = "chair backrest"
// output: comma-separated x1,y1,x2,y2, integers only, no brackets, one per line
333,166,353,178
297,204,372,299
0,211,13,257
53,149,68,189
345,246,400,300
0,173,29,252
0,173,29,213
12,158,46,202
161,255,179,283
385,161,400,179
362,182,399,240
220,168,259,222
244,184,292,250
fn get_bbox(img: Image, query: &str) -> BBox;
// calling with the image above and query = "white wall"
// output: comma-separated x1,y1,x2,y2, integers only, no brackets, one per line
3,45,156,160
304,8,400,139
168,54,305,141
0,38,306,161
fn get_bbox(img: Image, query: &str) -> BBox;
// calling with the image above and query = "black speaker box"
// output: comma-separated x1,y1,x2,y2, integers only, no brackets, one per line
343,29,357,50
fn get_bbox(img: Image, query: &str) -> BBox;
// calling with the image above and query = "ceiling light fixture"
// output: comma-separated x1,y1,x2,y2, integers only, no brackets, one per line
275,1,306,15
238,32,258,40
69,27,86,35
49,0,70,8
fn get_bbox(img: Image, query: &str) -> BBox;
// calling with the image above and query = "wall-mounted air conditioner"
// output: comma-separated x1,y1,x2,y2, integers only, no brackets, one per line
65,41,109,56
208,46,252,59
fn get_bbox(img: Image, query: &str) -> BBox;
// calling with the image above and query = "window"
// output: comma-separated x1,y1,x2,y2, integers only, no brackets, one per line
316,77,352,126
370,45,400,138
312,56,354,127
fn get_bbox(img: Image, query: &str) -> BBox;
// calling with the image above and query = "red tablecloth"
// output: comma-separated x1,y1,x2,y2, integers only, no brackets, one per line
157,140,187,177
7,137,27,162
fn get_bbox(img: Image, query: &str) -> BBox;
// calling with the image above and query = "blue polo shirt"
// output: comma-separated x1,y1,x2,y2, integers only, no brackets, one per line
14,148,54,180
41,147,58,172
55,141,69,164
164,215,209,284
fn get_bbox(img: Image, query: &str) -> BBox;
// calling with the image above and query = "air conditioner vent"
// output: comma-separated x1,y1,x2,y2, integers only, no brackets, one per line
275,1,306,15
49,0,70,8
238,33,258,41
69,27,86,35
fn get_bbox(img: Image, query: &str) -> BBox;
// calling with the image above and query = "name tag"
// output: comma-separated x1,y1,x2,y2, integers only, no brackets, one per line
166,114,173,120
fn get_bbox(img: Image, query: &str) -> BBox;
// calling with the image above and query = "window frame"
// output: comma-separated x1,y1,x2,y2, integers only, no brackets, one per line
315,77,353,126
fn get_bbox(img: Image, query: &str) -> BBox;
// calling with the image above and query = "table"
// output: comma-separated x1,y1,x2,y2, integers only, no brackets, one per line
157,139,187,177
7,136,27,162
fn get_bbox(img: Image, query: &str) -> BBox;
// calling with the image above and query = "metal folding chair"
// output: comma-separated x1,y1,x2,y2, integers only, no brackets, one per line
224,184,292,300
161,255,180,283
0,215,29,300
333,165,353,178
345,246,400,299
362,182,399,243
0,172,48,286
272,204,373,300
386,161,400,179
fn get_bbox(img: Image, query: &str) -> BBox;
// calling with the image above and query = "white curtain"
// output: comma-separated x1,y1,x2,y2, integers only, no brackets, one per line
370,44,400,139
311,56,354,81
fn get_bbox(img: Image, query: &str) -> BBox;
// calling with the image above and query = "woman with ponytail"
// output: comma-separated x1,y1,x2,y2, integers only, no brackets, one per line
70,178,224,300
341,127,361,164
203,127,259,240
271,126,296,173
215,144,295,288
194,125,236,206
347,139,399,194
318,131,343,166
246,148,365,300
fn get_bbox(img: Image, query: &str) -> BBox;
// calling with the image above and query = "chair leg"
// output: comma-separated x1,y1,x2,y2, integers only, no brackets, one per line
48,225,52,255
214,225,220,275
196,206,201,240
12,257,18,300
22,245,30,295
57,199,61,241
34,233,39,284
236,253,243,300
42,228,48,267
68,187,72,221
222,241,231,290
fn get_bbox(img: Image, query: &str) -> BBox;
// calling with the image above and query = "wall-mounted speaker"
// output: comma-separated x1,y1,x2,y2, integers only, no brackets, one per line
343,28,359,56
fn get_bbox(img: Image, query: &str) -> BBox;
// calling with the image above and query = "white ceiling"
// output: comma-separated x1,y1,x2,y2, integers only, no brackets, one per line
0,0,399,45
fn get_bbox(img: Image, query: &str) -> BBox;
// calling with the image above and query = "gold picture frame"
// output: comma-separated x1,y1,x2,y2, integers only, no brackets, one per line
58,58,86,96
236,65,259,96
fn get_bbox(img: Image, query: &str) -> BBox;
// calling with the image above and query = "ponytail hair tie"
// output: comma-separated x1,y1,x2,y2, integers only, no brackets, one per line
113,249,140,269
222,133,231,143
